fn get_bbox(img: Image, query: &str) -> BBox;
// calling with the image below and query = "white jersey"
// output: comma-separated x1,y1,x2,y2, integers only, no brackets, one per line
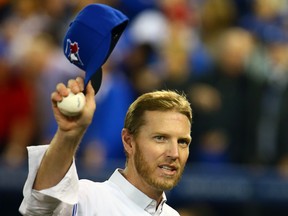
19,145,180,216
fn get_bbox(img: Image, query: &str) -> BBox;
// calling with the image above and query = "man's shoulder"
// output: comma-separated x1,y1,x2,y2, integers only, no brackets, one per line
78,178,117,194
79,179,107,189
163,203,180,216
77,179,114,205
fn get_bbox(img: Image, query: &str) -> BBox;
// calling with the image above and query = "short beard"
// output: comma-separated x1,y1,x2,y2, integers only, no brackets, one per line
134,142,184,191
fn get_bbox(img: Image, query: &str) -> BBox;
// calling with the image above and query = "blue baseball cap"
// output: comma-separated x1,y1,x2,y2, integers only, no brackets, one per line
63,4,129,93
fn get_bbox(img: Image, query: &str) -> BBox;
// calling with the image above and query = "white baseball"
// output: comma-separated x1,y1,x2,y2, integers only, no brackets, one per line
57,91,86,116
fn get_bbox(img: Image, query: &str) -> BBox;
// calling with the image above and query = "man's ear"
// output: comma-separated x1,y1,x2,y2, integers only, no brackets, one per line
122,128,134,155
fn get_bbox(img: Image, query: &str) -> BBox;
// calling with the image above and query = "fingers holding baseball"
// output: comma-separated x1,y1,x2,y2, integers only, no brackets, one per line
68,77,83,94
51,77,84,103
51,83,68,105
51,77,96,119
76,77,85,92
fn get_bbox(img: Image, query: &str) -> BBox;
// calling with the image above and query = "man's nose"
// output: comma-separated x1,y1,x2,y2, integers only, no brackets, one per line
166,141,179,160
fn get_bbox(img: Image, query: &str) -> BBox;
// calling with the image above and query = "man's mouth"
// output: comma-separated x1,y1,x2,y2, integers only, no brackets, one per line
159,164,178,175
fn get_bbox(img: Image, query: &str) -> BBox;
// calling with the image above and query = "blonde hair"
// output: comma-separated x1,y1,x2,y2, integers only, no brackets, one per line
124,90,192,136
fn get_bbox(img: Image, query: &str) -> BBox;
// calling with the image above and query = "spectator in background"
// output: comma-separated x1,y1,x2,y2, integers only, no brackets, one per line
188,28,260,164
2,0,47,64
159,19,192,93
239,0,287,45
122,7,168,96
157,0,197,92
0,38,36,168
122,0,209,95
41,0,74,45
0,0,48,168
238,0,288,165
120,42,163,96
250,38,288,165
199,0,237,49
24,33,79,144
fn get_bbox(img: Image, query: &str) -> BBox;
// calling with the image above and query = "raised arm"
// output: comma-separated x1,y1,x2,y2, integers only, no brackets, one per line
33,77,96,190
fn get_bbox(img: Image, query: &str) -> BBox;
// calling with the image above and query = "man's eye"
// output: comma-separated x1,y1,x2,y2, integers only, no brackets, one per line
178,139,190,147
154,136,166,142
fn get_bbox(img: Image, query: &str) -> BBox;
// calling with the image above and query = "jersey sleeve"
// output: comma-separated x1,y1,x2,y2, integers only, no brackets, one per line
19,145,79,215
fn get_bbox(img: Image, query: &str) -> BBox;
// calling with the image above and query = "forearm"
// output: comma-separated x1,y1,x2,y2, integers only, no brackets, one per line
33,78,95,190
33,128,85,190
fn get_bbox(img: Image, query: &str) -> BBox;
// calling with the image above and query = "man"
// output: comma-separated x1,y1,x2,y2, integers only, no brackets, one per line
19,77,192,215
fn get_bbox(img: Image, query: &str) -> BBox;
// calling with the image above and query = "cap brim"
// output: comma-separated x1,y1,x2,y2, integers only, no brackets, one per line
90,67,102,94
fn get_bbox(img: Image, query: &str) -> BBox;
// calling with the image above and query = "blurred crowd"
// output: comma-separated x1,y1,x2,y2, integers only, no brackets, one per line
1,0,288,215
0,0,288,176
